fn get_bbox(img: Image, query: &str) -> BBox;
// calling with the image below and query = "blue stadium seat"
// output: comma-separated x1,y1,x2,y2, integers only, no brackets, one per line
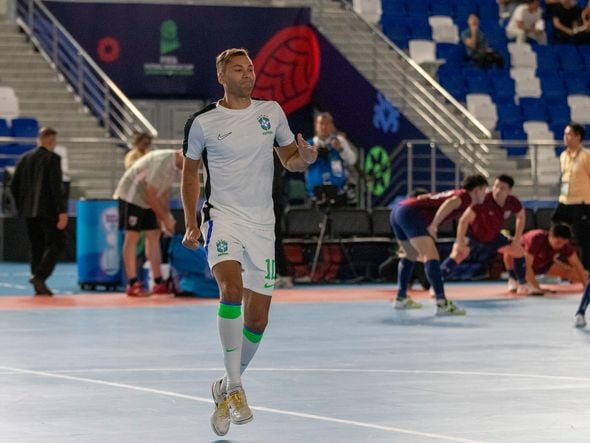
429,0,454,16
382,16,410,48
497,104,522,124
0,144,32,155
481,25,507,48
11,118,39,138
436,43,463,65
501,130,528,156
578,46,590,70
407,16,432,39
520,97,547,121
539,73,566,103
0,119,9,137
535,46,559,72
381,0,405,14
405,0,430,15
465,75,490,93
564,76,589,95
439,73,466,101
478,2,499,20
490,75,515,103
557,45,580,72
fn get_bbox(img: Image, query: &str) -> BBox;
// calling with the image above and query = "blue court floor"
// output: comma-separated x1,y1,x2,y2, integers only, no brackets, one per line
0,263,589,442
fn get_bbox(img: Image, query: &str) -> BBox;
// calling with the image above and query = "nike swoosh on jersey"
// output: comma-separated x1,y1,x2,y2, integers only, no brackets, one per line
264,283,274,289
217,132,232,140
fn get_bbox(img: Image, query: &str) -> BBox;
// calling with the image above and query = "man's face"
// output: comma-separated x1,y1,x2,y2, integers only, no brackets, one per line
218,54,255,98
492,179,511,203
564,126,581,149
548,233,568,250
40,135,57,150
468,15,479,29
315,116,334,139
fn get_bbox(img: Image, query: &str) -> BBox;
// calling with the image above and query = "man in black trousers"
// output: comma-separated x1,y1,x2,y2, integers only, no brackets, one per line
10,127,68,295
553,123,590,271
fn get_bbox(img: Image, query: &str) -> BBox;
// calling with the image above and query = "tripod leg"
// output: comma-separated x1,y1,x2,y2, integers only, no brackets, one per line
310,213,329,280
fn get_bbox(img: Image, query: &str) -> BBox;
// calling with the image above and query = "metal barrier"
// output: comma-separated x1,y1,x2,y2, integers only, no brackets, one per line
384,139,563,201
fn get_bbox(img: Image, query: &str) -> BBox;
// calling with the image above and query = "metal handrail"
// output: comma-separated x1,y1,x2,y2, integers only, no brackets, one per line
330,0,491,139
383,138,563,202
15,0,157,143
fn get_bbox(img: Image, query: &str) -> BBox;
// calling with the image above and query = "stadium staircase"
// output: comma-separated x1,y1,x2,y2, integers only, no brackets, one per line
0,20,124,199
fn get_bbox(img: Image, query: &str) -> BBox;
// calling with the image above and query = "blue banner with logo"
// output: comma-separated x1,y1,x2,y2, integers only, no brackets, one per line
46,2,450,204
45,2,311,98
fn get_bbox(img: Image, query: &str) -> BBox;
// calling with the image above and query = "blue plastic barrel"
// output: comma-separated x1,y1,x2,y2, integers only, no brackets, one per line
76,199,121,288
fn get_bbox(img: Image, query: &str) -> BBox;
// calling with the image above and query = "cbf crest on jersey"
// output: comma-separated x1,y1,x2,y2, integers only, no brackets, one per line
257,115,273,135
216,239,229,256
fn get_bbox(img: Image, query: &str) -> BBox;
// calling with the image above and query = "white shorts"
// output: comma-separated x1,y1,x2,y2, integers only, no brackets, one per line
201,219,276,296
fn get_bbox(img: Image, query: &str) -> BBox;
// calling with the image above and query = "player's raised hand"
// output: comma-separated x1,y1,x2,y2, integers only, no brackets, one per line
296,133,318,164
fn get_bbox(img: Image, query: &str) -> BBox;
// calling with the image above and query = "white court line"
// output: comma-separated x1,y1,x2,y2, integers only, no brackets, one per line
18,366,590,383
0,365,482,443
0,282,28,289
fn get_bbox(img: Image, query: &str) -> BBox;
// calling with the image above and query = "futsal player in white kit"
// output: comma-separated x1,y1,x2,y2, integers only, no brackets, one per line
181,48,318,436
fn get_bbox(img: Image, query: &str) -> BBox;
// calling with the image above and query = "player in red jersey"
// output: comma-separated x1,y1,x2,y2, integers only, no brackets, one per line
504,224,587,294
440,175,530,293
390,174,488,315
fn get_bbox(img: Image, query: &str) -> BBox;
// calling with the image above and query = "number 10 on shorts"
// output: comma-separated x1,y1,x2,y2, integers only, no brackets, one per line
265,258,276,280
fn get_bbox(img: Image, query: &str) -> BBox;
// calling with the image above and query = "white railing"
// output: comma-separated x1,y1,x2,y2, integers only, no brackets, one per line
15,0,157,142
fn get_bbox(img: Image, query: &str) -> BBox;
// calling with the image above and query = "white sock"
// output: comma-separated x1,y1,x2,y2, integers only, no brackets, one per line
240,326,263,374
217,302,243,392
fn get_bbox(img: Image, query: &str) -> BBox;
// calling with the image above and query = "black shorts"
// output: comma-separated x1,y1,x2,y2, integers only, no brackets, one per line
118,200,158,231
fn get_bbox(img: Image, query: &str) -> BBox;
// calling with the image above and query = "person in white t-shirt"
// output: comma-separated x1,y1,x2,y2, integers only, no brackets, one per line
181,48,318,436
506,0,548,44
114,149,183,297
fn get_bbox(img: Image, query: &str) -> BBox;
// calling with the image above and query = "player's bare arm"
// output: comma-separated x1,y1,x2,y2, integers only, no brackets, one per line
181,157,202,250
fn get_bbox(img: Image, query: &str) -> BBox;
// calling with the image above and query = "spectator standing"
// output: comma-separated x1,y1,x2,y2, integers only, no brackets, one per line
114,149,183,296
506,0,548,44
552,123,590,271
462,13,505,69
10,127,67,296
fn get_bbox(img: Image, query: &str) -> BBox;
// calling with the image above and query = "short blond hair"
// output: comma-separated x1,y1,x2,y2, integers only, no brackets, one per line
216,48,249,74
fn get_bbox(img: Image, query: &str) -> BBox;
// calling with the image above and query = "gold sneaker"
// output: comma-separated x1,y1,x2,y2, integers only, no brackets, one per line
226,386,254,425
210,379,230,436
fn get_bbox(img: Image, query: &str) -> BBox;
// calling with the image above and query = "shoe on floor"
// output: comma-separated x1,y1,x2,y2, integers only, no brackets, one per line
126,282,148,297
516,284,531,296
29,276,53,296
226,386,253,425
152,282,170,295
210,378,230,436
574,313,587,329
275,275,294,289
393,297,423,309
507,277,518,293
436,300,466,316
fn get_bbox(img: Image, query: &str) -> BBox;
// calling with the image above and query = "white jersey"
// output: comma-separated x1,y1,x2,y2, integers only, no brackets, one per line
183,99,294,229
